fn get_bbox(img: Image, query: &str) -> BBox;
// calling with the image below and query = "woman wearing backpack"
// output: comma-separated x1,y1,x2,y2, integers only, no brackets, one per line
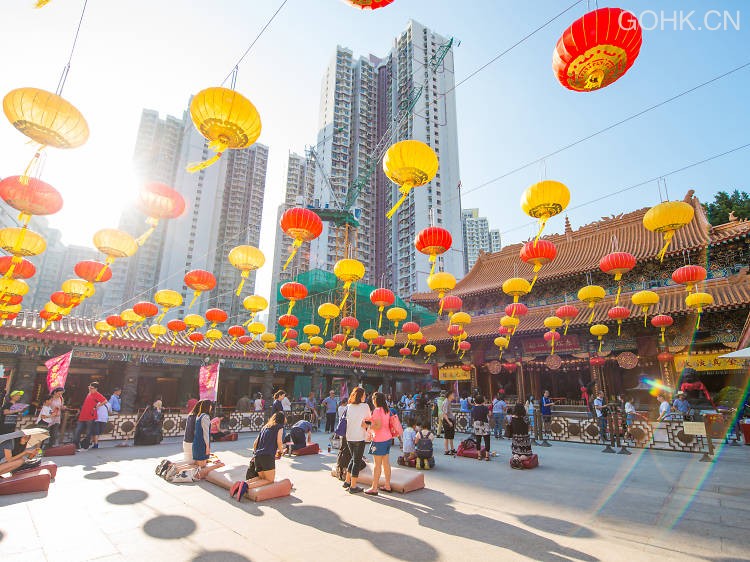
365,392,396,495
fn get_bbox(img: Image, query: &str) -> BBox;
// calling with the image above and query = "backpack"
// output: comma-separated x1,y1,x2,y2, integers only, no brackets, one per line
415,430,433,458
389,414,403,438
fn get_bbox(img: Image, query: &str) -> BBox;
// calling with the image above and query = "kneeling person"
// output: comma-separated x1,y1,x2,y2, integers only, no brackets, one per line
414,424,435,469
232,412,285,500
285,419,313,455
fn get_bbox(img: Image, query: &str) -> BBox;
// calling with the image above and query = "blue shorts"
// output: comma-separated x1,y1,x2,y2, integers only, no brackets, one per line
371,440,391,456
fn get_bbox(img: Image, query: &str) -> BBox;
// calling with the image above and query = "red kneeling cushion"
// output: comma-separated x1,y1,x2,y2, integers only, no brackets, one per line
15,461,58,479
292,443,320,456
246,478,292,501
44,443,76,457
0,469,52,495
522,454,539,469
456,447,479,459
215,433,238,442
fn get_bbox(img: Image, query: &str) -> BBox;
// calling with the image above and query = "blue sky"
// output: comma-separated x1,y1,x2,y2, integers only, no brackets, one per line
0,0,747,300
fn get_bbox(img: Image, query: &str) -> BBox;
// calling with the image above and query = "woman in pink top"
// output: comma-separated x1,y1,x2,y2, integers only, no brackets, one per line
365,392,394,495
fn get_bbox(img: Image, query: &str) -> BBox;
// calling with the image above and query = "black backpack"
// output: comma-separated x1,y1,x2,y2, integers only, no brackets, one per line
415,430,433,458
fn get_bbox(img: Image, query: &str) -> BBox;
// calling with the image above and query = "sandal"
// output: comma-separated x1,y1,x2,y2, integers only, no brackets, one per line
343,481,351,489
378,486,392,493
364,489,378,496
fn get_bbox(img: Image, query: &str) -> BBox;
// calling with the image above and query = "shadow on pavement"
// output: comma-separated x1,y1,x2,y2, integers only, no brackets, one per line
285,455,330,472
83,470,119,480
379,489,599,562
192,551,252,562
514,514,597,538
274,502,439,562
106,489,149,505
197,481,266,517
143,514,197,540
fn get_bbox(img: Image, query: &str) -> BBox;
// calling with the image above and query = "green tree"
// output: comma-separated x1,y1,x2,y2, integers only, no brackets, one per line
705,190,750,226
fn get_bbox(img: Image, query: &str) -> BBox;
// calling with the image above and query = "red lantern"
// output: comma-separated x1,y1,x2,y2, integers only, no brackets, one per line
657,351,674,364
415,226,452,276
402,321,420,335
285,339,298,354
167,319,187,346
441,295,462,315
228,324,245,339
340,316,360,335
358,341,368,352
280,207,323,270
553,7,643,92
399,346,412,361
555,304,579,335
282,328,298,341
0,256,35,280
370,288,395,329
74,261,112,284
351,350,362,359
184,270,216,308
447,324,463,338
332,333,346,345
237,334,253,355
502,362,517,373
372,336,386,347
461,363,472,372
188,331,205,351
280,282,308,315
135,182,186,245
133,301,158,319
344,0,394,9
325,340,337,351
206,308,228,327
505,302,528,318
1,295,22,306
651,314,674,343
544,330,561,354
607,306,631,336
671,265,707,293
106,315,126,329
39,309,62,324
520,240,556,289
0,176,63,223
0,312,18,324
457,340,471,359
599,252,636,304
590,356,606,367
50,291,75,309
498,326,512,336
309,344,321,355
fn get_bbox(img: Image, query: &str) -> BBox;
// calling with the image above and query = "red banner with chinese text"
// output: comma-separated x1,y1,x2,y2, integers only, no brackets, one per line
45,351,72,392
199,363,220,401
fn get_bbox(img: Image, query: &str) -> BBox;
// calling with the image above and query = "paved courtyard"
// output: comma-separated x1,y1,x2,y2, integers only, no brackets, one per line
1,434,748,562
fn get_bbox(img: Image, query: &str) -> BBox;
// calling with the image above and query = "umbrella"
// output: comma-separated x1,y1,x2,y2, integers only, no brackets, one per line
0,427,50,449
719,347,750,359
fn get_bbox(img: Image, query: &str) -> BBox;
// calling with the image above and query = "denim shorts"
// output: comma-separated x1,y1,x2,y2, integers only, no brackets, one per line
371,440,391,456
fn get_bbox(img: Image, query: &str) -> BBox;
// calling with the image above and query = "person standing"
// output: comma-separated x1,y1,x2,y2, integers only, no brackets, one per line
108,388,122,415
253,393,264,412
365,392,396,495
492,393,507,439
624,396,636,439
322,390,339,433
272,390,285,413
541,390,553,435
281,392,292,414
74,382,106,450
91,399,111,449
657,394,673,422
47,387,65,446
471,396,491,461
672,391,691,419
342,387,370,494
593,391,608,441
1,390,25,434
525,395,536,434
441,390,456,455
183,401,198,463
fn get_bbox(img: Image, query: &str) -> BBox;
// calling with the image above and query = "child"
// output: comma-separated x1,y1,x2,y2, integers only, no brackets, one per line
414,423,435,470
401,417,417,464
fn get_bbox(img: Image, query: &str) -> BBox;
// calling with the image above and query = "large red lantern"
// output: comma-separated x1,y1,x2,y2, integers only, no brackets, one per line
50,291,75,309
370,288,395,329
402,321,420,336
555,304,579,335
0,256,35,280
278,314,299,342
671,265,707,293
553,7,643,92
0,176,63,224
237,334,253,356
74,261,112,284
280,282,308,315
372,336,386,348
461,363,472,372
166,319,187,346
184,269,216,308
133,301,158,320
188,331,205,352
280,207,323,270
651,314,674,343
227,325,246,344
340,316,359,335
441,295,462,315
282,328,298,342
519,240,556,289
135,182,186,245
399,346,412,362
505,302,528,318
543,330,560,355
415,226,452,276
590,356,606,367
457,340,471,359
657,351,674,364
332,333,346,345
345,0,394,10
206,308,228,327
599,252,636,304
106,314,126,329
607,306,630,336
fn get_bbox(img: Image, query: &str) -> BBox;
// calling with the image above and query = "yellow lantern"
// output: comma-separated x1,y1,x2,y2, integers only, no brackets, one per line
333,258,365,308
205,328,223,350
260,332,276,344
299,342,311,355
0,278,29,303
247,322,266,340
385,306,407,335
494,336,509,350
347,338,361,356
643,201,694,262
543,316,563,331
376,347,389,364
423,344,437,362
590,324,609,352
578,285,606,324
450,312,471,330
187,87,262,172
428,272,456,314
631,290,660,327
686,292,713,330
384,338,396,350
303,324,321,339
310,335,324,347
520,180,570,244
148,324,168,348
184,314,205,334
61,278,95,309
318,302,340,336
95,320,116,344
362,328,378,351
153,289,183,323
228,245,265,296
264,341,277,358
502,277,531,304
499,315,520,336
383,140,439,219
242,294,268,325
93,229,138,281
120,308,145,332
0,228,47,272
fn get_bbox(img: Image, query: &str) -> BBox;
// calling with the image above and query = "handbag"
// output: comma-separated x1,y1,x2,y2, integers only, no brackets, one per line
245,457,258,480
389,413,403,438
334,407,348,437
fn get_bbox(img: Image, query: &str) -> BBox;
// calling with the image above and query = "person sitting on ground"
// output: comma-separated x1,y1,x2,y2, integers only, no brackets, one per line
233,411,285,498
284,419,313,455
134,399,164,446
414,422,435,469
507,403,533,469
192,400,224,479
0,432,37,476
210,414,231,441
401,417,417,464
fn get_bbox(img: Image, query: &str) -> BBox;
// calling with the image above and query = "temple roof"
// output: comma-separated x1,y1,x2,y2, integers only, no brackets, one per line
412,192,750,301
0,312,430,373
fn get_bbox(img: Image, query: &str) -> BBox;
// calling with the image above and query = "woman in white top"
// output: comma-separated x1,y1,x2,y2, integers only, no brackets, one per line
253,393,264,412
342,387,371,494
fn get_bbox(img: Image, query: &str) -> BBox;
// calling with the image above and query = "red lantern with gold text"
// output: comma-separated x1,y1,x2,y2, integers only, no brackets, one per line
0,256,35,280
415,226,452,276
651,314,673,343
340,316,359,336
206,308,228,328
280,207,323,270
599,252,636,304
184,270,216,308
74,261,112,284
672,265,706,293
0,176,63,225
607,306,630,336
280,282,308,315
553,7,643,92
345,0,394,9
441,295,462,316
520,240,556,290
556,304,578,335
135,182,186,245
167,319,187,346
370,288,395,329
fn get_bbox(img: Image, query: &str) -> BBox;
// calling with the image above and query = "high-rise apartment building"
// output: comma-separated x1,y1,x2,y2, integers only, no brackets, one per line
305,21,463,296
462,208,501,272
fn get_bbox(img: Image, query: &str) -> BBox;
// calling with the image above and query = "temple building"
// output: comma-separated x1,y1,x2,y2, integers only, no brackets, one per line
411,192,750,403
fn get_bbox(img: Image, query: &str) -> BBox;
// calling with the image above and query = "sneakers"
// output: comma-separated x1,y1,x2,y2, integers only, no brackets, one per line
230,481,248,501
343,481,351,489
91,444,99,449
348,486,363,494
155,459,172,478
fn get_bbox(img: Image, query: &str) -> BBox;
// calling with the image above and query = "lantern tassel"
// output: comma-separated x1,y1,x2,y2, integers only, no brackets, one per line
587,307,595,324
438,298,445,316
529,273,539,291
657,232,675,262
192,343,198,352
152,339,158,349
618,323,622,337
20,150,43,185
94,259,112,282
39,321,51,333
533,216,548,247
551,338,555,355
386,183,413,220
187,150,224,173
643,312,648,328
563,322,570,336
598,339,604,353
615,284,622,305
323,319,330,336
235,272,249,296
283,240,302,270
171,334,177,346
429,255,437,276
424,355,430,363
696,311,702,330
35,0,52,7
378,307,384,329
135,225,157,247
155,311,167,324
188,291,200,309
661,328,666,343
287,301,296,316
97,335,104,344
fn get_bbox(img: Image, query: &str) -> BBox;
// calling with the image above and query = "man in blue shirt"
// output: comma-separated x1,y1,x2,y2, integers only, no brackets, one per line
321,390,339,433
672,392,691,419
541,390,553,435
108,388,122,414
492,393,507,438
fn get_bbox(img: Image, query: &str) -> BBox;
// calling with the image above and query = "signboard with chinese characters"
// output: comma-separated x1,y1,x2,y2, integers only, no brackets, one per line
522,334,580,355
439,365,471,381
674,352,744,372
